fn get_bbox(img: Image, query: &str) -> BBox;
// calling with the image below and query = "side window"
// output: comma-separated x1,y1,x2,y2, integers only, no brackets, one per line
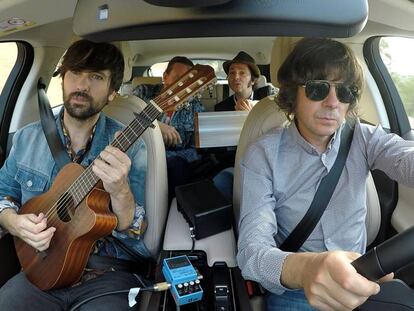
46,67,63,107
0,42,18,95
379,37,414,128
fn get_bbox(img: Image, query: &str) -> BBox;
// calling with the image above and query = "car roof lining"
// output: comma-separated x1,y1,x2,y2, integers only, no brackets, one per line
74,0,368,41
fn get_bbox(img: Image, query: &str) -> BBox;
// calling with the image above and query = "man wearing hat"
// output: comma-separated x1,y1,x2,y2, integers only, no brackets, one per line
215,51,261,111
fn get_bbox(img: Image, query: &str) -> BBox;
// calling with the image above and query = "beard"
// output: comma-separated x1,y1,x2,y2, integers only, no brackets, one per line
63,91,107,120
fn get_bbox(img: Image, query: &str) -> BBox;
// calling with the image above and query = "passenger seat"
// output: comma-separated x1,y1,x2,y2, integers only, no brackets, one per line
103,41,168,259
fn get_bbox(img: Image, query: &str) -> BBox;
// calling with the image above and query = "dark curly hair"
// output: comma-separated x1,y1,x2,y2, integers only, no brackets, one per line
58,39,124,92
276,38,363,120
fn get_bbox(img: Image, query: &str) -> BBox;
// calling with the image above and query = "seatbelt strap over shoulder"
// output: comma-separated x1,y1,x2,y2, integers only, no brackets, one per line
279,123,354,252
37,78,71,170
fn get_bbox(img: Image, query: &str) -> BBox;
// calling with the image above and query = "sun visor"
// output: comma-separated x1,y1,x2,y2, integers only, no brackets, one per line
143,0,232,7
73,0,368,41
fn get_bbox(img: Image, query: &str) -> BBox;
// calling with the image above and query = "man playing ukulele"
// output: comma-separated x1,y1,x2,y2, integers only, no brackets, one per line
0,40,149,310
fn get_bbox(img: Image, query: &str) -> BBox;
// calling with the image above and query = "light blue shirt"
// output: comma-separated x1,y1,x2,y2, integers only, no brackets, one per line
237,120,414,294
0,109,150,258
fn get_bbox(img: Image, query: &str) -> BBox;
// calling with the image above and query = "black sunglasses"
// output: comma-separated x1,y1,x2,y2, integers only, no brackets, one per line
301,80,359,104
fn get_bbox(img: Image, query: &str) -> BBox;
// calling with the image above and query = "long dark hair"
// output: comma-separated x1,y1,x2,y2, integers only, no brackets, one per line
276,37,363,120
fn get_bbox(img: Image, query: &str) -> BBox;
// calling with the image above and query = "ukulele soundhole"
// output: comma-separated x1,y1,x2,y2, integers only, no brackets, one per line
56,192,75,222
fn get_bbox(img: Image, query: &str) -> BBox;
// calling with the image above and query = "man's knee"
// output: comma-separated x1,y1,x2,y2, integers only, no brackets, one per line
0,273,31,308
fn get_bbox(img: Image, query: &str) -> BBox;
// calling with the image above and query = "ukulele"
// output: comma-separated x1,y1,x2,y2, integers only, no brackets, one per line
14,64,216,290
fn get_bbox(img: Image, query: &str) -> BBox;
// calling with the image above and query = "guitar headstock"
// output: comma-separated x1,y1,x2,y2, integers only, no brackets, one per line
153,64,217,112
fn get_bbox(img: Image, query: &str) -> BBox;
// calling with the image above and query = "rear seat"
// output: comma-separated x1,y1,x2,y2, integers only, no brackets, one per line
199,76,276,111
132,76,162,89
122,73,275,112
200,81,227,111
124,75,228,112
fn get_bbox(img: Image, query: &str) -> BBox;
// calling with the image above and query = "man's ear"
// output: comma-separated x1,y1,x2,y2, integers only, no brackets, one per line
108,90,117,102
162,71,168,83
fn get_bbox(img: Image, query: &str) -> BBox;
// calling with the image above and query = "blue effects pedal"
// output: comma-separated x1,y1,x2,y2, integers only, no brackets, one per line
162,255,203,306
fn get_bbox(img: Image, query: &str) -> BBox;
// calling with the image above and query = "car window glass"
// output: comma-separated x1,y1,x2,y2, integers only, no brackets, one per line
380,37,414,128
0,42,18,95
47,67,63,108
148,59,227,80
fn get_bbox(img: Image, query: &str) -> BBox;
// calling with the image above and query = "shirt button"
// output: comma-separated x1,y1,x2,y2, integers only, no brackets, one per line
26,180,33,188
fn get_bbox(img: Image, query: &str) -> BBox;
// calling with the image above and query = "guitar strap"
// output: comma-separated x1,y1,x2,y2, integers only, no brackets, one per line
37,78,71,170
279,122,354,252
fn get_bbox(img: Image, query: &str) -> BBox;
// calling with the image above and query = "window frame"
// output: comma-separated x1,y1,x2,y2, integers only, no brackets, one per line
0,41,34,164
363,36,411,138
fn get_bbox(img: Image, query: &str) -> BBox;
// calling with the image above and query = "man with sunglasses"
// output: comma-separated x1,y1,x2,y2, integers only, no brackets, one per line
237,37,414,311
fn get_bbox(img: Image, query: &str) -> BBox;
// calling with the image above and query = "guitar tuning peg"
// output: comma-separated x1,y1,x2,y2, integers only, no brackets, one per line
208,84,214,91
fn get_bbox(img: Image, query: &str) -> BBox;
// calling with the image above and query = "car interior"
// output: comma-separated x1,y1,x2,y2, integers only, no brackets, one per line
1,0,414,310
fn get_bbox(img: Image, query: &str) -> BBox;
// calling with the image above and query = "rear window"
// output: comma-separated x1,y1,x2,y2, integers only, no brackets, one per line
147,59,227,80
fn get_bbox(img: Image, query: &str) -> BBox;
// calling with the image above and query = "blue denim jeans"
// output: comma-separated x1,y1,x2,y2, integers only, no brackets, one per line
0,271,141,311
266,290,317,311
213,167,234,202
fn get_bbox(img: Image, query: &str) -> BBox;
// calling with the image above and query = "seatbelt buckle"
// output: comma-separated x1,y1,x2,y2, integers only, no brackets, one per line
214,285,230,310
245,280,266,297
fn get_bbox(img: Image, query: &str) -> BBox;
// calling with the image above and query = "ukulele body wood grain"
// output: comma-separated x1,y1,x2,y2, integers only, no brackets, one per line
14,163,116,290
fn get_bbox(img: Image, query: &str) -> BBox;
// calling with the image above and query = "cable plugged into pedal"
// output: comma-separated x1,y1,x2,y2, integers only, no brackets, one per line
162,255,203,306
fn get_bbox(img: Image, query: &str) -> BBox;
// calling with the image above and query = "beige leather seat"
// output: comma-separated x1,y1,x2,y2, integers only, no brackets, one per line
132,76,162,89
103,96,168,257
233,37,381,245
103,42,168,258
103,42,168,310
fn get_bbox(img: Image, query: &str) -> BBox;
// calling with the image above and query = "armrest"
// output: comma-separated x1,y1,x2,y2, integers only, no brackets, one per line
195,111,249,148
162,199,237,268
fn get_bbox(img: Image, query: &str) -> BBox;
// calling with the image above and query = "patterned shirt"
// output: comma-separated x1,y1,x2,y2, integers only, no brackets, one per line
60,113,97,163
237,120,414,295
133,83,205,162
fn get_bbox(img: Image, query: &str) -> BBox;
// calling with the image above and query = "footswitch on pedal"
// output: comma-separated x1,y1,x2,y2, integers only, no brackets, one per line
162,255,203,306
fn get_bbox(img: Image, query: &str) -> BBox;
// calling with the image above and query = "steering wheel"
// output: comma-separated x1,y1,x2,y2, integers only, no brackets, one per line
351,226,414,310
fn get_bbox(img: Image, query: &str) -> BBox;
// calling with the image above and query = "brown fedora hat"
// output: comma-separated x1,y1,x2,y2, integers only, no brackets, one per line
223,51,260,78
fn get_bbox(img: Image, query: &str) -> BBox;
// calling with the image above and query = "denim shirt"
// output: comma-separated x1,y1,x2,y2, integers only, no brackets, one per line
0,109,150,259
133,83,205,162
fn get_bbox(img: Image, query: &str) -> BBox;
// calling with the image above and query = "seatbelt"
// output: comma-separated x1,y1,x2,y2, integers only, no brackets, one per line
279,123,354,252
37,78,71,170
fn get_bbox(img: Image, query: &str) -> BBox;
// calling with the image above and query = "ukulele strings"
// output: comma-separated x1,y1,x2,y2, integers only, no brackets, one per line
44,107,159,225
45,72,210,226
